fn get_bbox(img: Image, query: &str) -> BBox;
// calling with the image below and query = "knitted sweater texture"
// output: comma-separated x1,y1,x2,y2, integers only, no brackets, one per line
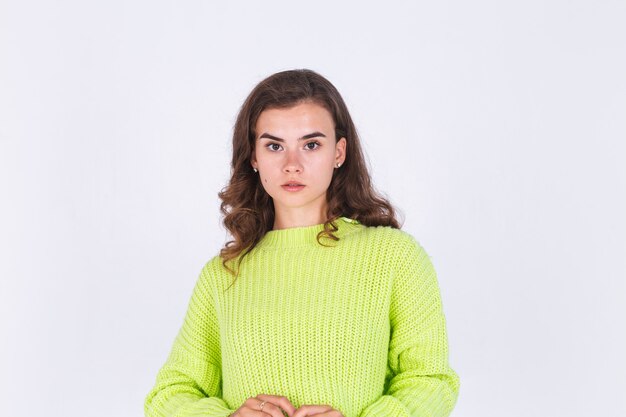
144,217,460,417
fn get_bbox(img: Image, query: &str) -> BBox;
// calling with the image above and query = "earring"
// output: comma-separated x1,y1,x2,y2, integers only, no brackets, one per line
335,163,342,168
253,167,258,173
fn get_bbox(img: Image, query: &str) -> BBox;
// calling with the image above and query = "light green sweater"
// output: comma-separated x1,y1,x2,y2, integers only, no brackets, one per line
144,217,460,417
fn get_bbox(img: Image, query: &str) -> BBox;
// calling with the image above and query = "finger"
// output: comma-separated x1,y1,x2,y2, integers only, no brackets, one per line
237,410,270,417
241,397,275,417
232,404,270,417
236,397,274,417
255,394,297,417
292,405,333,417
246,401,287,417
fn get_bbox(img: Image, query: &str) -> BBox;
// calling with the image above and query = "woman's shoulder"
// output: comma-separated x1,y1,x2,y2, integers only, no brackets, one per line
188,254,228,285
193,253,238,293
344,220,429,264
350,220,423,249
203,253,223,270
192,254,221,281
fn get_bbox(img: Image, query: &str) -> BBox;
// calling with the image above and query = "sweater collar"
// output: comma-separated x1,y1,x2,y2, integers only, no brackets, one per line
255,216,362,249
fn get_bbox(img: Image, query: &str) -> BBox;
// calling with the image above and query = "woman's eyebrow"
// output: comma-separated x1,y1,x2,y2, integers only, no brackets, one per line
258,131,327,141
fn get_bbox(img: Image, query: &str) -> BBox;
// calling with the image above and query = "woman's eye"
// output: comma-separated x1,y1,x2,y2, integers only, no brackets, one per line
305,141,320,150
267,143,282,151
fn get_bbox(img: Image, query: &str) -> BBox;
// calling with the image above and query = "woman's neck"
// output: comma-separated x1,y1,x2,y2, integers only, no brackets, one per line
272,202,329,230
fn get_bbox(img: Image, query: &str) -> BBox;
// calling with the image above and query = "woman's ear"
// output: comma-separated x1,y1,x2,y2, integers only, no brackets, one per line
336,137,347,165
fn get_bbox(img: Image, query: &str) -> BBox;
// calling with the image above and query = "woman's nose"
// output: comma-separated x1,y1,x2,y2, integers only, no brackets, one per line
283,150,303,173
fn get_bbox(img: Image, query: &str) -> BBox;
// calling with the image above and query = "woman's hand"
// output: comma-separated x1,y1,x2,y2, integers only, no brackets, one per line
292,404,344,417
230,394,297,417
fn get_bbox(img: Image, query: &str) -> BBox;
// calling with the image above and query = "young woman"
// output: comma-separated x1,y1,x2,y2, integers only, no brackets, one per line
144,69,460,417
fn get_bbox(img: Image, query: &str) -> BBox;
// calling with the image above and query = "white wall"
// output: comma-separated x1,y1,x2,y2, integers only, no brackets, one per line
1,1,624,416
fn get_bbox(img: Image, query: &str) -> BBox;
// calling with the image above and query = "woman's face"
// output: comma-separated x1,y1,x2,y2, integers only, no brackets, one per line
251,101,346,223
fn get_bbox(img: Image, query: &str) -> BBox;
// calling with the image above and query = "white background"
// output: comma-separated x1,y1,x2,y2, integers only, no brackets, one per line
1,1,624,416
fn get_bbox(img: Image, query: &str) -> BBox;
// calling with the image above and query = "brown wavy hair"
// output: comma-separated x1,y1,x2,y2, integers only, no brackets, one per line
217,68,401,283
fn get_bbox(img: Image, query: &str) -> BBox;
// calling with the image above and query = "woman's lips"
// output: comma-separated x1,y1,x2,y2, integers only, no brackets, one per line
281,184,306,191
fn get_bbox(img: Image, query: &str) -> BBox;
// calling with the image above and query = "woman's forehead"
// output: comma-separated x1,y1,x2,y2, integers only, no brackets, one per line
255,102,335,137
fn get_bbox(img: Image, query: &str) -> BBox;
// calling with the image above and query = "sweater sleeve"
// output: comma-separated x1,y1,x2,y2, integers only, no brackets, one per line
358,236,460,417
144,261,235,417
